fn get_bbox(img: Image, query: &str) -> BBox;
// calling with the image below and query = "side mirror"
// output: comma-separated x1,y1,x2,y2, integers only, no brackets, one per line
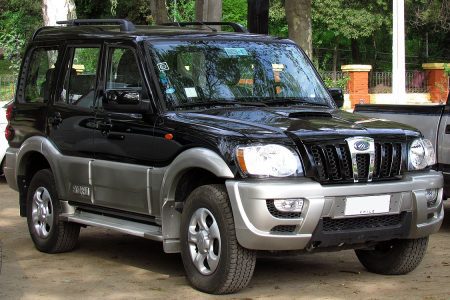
328,88,344,108
103,90,149,113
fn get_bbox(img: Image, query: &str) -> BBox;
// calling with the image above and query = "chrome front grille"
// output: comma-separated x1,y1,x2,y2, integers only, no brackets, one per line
305,140,404,184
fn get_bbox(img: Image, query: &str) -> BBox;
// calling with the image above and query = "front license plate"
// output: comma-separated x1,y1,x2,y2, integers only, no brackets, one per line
344,195,391,216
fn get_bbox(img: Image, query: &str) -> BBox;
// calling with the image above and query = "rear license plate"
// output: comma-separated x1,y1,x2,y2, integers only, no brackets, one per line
344,195,391,216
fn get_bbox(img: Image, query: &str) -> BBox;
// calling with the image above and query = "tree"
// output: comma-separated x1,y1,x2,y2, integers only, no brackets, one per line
409,0,450,32
312,0,390,65
284,0,312,58
150,0,169,24
42,0,77,26
195,0,222,22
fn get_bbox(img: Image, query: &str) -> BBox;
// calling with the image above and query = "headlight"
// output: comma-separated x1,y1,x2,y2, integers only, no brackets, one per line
236,144,303,177
408,138,436,170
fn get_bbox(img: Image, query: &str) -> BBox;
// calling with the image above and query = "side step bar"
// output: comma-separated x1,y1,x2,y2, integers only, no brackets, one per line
60,210,163,242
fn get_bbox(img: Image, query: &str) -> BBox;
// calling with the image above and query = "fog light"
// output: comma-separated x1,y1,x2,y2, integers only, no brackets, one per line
425,189,438,207
273,199,304,212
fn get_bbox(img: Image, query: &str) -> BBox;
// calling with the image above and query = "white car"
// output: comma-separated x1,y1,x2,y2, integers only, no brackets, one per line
0,101,11,176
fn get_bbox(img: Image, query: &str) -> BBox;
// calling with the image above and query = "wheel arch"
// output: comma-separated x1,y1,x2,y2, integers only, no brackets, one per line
16,136,66,216
160,148,234,253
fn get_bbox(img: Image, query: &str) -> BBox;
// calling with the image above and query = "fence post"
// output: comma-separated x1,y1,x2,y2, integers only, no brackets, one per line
422,63,449,103
341,64,372,109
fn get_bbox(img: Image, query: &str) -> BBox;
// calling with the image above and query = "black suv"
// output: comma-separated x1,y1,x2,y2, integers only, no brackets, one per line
4,19,444,294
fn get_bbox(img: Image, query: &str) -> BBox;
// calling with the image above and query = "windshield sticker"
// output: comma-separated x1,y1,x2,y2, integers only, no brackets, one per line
224,48,248,57
160,77,169,85
157,62,170,71
166,87,175,94
184,87,198,98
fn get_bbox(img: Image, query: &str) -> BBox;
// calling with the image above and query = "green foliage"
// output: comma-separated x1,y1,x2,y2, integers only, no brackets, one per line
0,0,42,75
223,0,248,26
75,0,153,24
408,0,450,32
167,0,195,22
322,75,350,89
313,0,390,40
444,64,450,77
268,0,288,37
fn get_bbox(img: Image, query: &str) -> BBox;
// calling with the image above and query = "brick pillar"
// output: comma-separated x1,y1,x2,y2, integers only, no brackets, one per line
422,63,449,103
341,65,372,109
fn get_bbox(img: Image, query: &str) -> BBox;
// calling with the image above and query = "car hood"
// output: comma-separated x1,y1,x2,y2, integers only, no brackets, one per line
173,107,421,142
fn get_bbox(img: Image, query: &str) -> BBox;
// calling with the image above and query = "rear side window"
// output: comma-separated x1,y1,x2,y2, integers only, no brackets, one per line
58,47,100,108
23,48,59,103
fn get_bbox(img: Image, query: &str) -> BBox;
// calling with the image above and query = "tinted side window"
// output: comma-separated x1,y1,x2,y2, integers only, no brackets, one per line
59,47,100,108
106,48,142,89
24,48,59,103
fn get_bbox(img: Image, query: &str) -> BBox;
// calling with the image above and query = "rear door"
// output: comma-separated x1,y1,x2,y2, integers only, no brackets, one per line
10,44,61,149
47,44,102,204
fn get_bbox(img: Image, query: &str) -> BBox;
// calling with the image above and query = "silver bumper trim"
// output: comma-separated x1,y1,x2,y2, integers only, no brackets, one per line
226,170,444,251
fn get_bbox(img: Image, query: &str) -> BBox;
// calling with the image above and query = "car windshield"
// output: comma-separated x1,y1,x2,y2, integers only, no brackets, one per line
148,40,333,110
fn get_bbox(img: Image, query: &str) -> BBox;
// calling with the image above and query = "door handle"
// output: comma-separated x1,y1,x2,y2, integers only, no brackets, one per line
97,118,113,135
49,112,62,127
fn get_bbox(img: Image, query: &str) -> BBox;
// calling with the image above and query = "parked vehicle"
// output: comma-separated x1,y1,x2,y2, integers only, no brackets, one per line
355,95,450,198
0,100,11,176
3,19,444,294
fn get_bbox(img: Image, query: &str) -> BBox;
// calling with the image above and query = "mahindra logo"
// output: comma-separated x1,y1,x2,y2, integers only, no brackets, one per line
354,140,370,151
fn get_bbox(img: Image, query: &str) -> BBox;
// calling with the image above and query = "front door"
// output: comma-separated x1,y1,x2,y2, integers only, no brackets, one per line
92,44,157,215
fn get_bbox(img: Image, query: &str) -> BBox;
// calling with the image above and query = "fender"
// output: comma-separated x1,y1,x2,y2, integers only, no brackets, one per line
159,147,234,252
15,136,83,201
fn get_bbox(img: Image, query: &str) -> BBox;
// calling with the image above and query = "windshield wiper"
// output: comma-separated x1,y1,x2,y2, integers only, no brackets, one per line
173,100,268,109
262,98,329,107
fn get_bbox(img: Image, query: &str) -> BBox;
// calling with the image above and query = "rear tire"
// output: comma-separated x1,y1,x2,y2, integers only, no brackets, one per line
180,184,256,294
0,157,5,177
355,237,429,275
27,169,80,253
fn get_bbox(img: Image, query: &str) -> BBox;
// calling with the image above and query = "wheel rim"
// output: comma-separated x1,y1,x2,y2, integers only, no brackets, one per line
31,187,54,238
187,208,221,275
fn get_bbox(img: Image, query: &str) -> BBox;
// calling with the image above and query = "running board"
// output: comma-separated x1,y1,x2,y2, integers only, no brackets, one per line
60,210,163,242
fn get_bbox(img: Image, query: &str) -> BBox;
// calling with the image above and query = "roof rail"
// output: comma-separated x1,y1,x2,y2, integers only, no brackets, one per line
56,19,136,32
32,26,55,40
162,22,248,33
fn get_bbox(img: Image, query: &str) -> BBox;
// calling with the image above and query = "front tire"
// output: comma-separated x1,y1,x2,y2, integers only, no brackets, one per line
355,237,429,275
180,184,256,294
27,169,80,253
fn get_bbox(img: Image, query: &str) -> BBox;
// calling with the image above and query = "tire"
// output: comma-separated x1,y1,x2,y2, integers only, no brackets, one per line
180,184,256,294
355,237,429,275
26,169,80,253
0,157,5,177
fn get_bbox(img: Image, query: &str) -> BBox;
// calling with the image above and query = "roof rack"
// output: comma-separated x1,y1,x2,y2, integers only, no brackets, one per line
56,19,136,32
162,22,247,33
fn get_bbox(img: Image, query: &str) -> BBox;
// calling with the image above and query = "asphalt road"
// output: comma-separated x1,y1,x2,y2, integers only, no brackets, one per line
1,178,450,299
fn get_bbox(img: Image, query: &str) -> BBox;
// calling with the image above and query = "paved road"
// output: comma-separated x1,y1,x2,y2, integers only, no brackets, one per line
1,179,449,299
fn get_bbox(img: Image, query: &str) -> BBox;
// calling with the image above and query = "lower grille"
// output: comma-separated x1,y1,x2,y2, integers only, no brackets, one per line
322,213,404,232
270,225,297,234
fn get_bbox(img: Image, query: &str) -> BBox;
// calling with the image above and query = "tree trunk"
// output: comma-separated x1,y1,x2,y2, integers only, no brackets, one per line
195,0,222,22
42,0,77,26
332,44,338,80
284,0,312,58
151,0,169,24
351,39,361,63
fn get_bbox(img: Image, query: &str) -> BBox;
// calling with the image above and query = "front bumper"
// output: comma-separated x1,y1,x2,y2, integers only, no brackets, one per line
226,170,444,251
